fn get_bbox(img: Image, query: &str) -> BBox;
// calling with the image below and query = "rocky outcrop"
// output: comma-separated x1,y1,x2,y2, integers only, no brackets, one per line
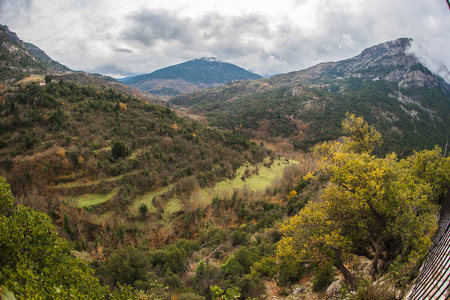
0,24,71,75
270,38,450,94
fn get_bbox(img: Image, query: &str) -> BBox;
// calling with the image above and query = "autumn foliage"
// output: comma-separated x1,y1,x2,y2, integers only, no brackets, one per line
277,113,450,289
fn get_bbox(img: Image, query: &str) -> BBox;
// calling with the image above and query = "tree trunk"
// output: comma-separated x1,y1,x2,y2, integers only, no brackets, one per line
334,247,357,290
368,234,386,278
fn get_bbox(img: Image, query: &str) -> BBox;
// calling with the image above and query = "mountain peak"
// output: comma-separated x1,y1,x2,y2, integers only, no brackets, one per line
360,37,412,57
0,24,71,76
196,57,222,63
0,24,24,47
121,57,262,97
278,37,450,92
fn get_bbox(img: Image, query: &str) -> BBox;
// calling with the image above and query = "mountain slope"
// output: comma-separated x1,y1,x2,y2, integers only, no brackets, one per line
170,38,450,156
120,57,262,98
24,42,71,73
270,38,450,92
0,25,162,105
0,25,71,79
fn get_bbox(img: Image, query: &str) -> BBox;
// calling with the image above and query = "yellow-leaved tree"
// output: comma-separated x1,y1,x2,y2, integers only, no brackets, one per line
277,112,450,289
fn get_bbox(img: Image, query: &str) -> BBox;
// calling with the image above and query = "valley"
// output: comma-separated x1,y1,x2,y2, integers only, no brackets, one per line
1,24,450,300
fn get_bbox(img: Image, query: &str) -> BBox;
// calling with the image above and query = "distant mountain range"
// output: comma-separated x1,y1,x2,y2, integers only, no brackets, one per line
2,23,450,156
170,38,450,156
119,57,262,98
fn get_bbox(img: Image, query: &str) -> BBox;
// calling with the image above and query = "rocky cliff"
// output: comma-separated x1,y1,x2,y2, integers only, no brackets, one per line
0,25,71,78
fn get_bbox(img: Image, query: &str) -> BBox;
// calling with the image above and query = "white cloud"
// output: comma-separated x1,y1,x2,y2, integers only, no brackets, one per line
407,40,450,83
1,0,449,78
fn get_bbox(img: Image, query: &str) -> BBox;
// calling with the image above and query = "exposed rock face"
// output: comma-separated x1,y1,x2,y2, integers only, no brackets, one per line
326,278,344,300
0,24,71,75
24,42,71,73
0,25,26,47
270,38,450,94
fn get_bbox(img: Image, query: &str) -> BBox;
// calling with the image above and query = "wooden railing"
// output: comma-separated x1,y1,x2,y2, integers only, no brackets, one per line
406,190,450,300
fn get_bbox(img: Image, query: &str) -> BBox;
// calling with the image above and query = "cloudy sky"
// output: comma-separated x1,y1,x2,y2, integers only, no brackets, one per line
0,0,449,78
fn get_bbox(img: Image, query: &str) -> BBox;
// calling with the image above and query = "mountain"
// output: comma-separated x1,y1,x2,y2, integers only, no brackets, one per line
0,25,71,79
120,57,263,98
170,38,450,156
269,37,450,92
0,25,162,104
23,42,71,73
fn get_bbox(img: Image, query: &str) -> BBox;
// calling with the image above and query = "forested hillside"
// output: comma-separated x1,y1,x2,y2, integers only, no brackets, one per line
2,114,449,299
170,38,450,157
0,79,265,202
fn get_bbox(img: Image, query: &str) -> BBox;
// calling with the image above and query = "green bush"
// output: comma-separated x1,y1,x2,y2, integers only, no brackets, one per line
231,230,249,246
198,227,229,248
103,246,151,286
194,261,224,296
251,256,277,278
164,269,183,289
150,243,187,274
235,274,265,299
221,255,245,276
139,203,148,216
312,264,335,292
286,195,306,215
0,176,108,298
111,140,130,160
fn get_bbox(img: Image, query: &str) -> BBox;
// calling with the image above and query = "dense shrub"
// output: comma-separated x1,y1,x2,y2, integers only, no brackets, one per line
312,264,335,292
150,243,188,274
0,176,109,298
111,140,130,160
103,246,151,286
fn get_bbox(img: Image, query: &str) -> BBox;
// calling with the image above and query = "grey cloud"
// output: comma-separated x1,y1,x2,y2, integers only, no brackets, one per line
121,10,270,55
115,48,133,53
119,9,277,71
197,14,272,59
294,0,309,6
122,9,194,46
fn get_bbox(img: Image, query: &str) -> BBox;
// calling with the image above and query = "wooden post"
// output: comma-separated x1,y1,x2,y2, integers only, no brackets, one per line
444,139,448,159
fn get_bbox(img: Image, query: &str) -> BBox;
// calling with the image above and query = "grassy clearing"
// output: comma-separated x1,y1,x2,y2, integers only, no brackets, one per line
65,187,119,208
130,185,173,215
127,157,297,218
80,157,297,219
164,198,182,216
17,75,45,85
189,157,297,207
